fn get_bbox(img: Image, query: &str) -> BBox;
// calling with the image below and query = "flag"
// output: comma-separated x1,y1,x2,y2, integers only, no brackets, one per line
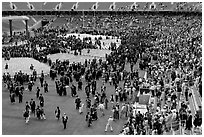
109,2,116,11
10,2,17,10
91,2,98,10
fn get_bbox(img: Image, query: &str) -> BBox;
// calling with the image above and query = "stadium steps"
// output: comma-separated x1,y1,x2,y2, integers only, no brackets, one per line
2,22,10,32
42,2,60,10
77,2,95,10
154,2,173,10
162,2,174,10
32,16,43,22
30,16,37,23
187,89,197,117
50,17,67,27
115,2,133,10
2,2,12,11
28,18,36,28
135,2,152,10
60,2,76,10
2,20,25,31
13,20,27,30
29,2,43,11
191,86,202,111
97,2,112,11
12,2,30,11
29,20,42,30
45,16,58,28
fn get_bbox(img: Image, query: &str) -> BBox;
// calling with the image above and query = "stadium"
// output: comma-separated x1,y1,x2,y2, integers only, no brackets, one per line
2,2,202,135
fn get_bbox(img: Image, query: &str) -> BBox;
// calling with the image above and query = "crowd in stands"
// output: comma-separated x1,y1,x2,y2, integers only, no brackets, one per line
2,11,202,135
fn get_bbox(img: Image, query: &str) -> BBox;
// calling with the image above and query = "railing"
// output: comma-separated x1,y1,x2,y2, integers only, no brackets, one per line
145,120,202,135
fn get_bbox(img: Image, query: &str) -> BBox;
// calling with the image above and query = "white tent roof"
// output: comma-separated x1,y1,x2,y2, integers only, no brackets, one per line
2,16,29,22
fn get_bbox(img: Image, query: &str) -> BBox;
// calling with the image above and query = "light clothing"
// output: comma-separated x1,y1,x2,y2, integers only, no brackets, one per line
79,104,84,114
105,117,113,131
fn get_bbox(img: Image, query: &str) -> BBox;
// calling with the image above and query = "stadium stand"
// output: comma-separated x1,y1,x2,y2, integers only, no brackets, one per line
77,2,95,10
97,2,113,11
29,2,43,11
115,2,133,10
12,2,30,11
50,17,67,27
42,2,60,11
2,2,12,11
60,2,76,11
2,2,202,135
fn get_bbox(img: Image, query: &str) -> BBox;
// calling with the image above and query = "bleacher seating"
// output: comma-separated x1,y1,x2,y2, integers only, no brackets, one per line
2,16,41,33
2,2,202,12
2,22,10,32
2,2,201,33
42,2,60,10
115,2,133,10
50,17,67,27
32,15,43,22
60,2,76,10
77,2,95,10
2,20,25,31
12,2,30,11
97,2,113,11
29,2,43,11
2,2,12,11
27,16,36,27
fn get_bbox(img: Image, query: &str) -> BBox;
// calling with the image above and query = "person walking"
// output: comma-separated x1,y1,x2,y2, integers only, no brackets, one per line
78,79,83,91
105,97,109,110
5,63,8,72
79,103,84,114
39,94,44,107
98,103,105,116
105,116,114,132
40,107,46,120
44,81,48,93
85,111,92,127
55,106,61,120
40,76,44,87
62,113,68,129
36,87,40,99
75,96,81,110
23,109,30,124
10,92,15,104
30,99,36,116
18,90,23,103
186,110,193,134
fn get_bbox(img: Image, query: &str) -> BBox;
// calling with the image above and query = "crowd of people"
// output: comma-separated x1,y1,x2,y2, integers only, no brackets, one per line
117,13,202,135
2,10,202,135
